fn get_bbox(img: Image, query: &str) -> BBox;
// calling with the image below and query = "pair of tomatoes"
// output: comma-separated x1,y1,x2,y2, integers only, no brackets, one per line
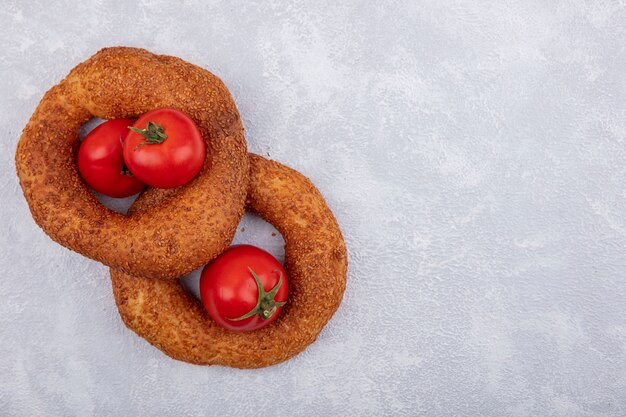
78,108,205,197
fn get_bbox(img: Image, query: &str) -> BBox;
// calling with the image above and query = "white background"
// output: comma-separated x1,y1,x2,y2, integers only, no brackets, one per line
2,1,626,416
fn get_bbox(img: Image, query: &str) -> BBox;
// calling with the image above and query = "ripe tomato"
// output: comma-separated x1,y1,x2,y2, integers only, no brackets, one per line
200,245,289,332
77,118,146,198
123,108,205,189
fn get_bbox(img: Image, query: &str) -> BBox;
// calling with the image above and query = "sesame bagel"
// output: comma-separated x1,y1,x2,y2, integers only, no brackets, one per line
111,154,347,368
15,47,249,279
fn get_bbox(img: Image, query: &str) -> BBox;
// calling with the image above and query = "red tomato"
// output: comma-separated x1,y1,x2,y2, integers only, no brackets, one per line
200,245,289,332
77,118,146,198
123,108,205,189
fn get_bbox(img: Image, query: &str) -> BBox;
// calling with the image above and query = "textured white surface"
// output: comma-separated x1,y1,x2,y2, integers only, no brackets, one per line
2,1,626,416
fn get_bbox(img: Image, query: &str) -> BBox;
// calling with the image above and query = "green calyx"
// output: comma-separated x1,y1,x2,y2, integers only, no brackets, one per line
128,121,168,151
228,267,287,322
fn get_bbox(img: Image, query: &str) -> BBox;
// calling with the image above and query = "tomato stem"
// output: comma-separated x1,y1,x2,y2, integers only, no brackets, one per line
128,121,168,151
227,268,287,322
120,163,134,177
118,135,134,176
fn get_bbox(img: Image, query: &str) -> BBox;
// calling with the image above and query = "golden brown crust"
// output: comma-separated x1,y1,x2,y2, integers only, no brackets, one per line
15,47,249,279
111,155,348,368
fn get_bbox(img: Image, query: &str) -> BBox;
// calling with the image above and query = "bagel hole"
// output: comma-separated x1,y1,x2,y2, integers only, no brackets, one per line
78,117,140,214
78,117,106,140
180,212,285,301
93,192,139,215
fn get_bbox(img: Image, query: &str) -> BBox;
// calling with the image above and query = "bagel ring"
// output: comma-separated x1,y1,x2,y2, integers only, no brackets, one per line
15,47,249,279
111,154,348,368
